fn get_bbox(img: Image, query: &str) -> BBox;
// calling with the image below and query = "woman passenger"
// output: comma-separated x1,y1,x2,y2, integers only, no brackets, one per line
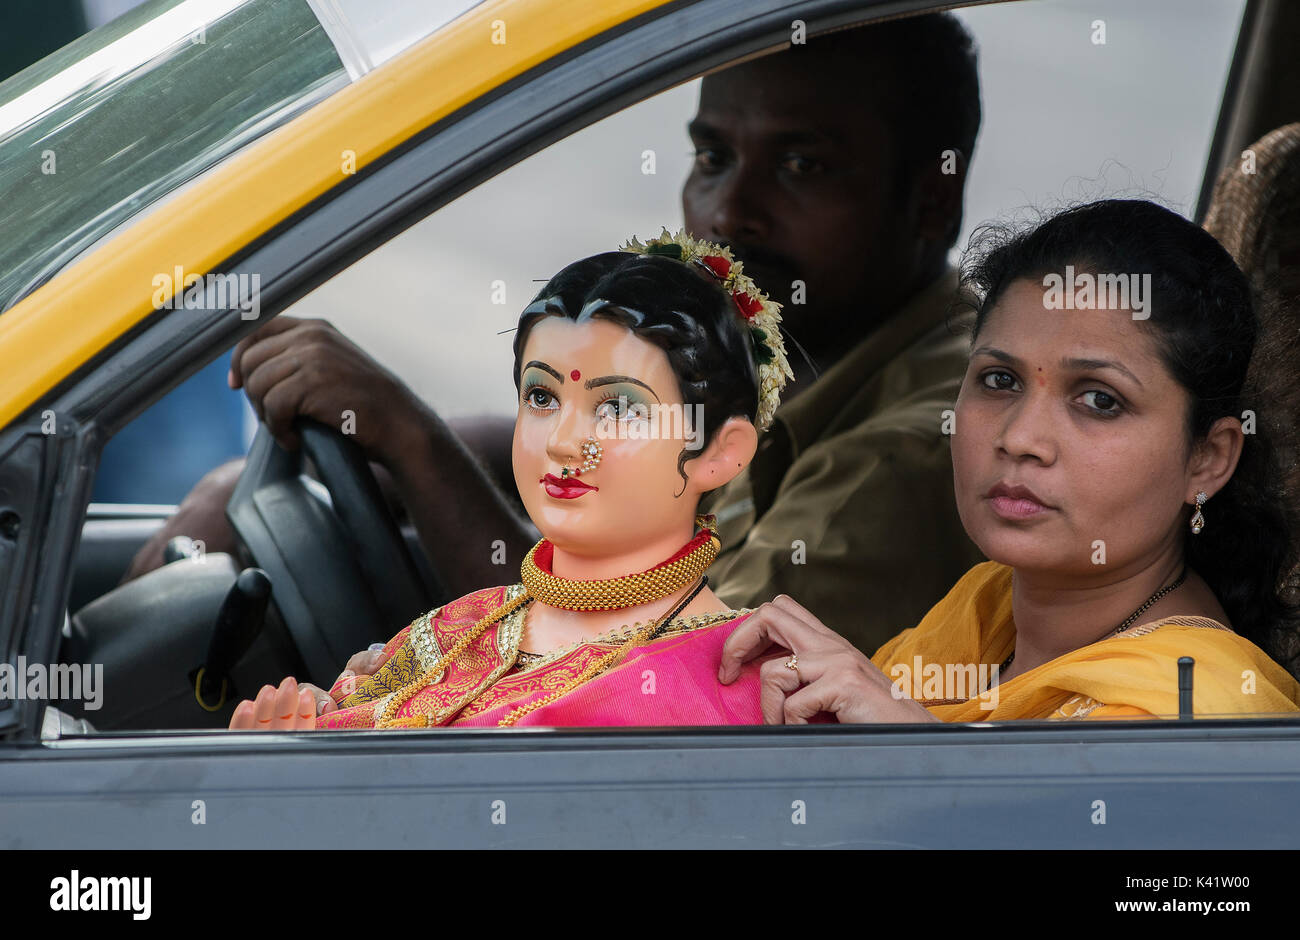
720,199,1300,722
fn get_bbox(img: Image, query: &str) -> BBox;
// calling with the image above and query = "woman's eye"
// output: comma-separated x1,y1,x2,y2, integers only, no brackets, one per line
525,387,556,410
981,370,1020,392
1081,390,1122,414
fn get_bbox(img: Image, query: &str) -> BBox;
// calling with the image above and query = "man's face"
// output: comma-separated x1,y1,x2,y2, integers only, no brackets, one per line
682,55,910,352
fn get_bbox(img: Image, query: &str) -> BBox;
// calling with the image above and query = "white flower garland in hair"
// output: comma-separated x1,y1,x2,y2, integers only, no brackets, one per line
620,228,793,431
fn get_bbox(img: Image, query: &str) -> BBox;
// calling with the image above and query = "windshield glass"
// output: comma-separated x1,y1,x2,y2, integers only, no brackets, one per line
0,0,349,312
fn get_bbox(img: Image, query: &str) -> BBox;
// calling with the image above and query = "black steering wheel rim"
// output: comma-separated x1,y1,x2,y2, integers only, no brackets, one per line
225,418,439,683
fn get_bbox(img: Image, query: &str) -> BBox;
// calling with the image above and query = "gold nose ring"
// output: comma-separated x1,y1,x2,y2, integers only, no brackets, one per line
561,437,603,478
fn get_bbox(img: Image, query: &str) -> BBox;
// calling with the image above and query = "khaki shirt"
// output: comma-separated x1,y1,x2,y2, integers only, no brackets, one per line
707,268,985,654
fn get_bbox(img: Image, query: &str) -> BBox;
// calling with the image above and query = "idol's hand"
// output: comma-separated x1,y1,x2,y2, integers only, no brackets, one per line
328,643,393,703
228,677,318,730
229,316,430,469
718,595,939,725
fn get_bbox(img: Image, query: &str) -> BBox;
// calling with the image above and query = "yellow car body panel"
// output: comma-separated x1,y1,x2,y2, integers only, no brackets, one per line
0,0,673,430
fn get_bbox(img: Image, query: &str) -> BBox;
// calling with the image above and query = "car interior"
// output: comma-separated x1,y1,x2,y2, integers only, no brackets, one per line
28,0,1300,734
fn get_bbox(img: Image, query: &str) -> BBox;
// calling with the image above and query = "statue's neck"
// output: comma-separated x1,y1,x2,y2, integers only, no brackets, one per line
546,524,698,583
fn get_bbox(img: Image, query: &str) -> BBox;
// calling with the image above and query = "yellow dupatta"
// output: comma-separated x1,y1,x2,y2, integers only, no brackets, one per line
871,562,1300,721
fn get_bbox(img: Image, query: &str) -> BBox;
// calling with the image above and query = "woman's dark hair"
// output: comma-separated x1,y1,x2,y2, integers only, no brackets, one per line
957,199,1300,674
512,251,759,491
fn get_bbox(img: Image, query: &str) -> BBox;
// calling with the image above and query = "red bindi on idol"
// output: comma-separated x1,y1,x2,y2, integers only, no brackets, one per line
570,370,581,381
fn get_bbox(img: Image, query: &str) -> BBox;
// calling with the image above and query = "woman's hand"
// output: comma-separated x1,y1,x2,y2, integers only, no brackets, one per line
718,595,939,725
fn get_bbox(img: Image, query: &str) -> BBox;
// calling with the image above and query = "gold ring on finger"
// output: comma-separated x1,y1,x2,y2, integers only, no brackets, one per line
784,654,802,683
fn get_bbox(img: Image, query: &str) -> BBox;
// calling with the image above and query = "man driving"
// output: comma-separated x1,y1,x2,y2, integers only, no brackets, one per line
126,12,986,655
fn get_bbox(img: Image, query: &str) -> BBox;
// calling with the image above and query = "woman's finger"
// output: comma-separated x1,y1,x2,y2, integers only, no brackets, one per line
781,680,834,725
719,602,823,684
769,594,838,639
757,654,804,724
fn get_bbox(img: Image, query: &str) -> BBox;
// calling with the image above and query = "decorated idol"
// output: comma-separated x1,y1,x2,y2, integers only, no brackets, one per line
229,229,794,729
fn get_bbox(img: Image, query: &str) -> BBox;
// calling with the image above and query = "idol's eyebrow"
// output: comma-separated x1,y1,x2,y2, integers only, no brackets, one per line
1062,357,1145,389
522,361,563,382
585,375,660,401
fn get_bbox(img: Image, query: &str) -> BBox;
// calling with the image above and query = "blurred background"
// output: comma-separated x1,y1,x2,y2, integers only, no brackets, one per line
1,0,1247,502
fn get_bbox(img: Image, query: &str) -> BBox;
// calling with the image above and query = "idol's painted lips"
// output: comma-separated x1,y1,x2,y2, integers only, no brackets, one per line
541,473,597,499
986,481,1053,519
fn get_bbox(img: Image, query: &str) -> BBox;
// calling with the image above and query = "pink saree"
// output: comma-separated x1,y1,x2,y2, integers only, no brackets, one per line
314,585,767,728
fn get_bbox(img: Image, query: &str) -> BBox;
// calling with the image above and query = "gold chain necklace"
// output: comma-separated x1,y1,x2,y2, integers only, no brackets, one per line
1001,566,1189,673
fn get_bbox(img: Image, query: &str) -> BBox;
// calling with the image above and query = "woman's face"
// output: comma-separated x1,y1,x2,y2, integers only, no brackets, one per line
951,278,1199,579
512,316,706,557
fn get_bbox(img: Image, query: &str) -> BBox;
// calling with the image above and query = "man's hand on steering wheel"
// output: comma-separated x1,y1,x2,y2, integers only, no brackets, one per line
230,316,430,469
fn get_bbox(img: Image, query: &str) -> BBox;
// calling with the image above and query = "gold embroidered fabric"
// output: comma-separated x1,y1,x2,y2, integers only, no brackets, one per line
509,609,746,674
333,615,436,709
350,586,744,727
320,584,749,728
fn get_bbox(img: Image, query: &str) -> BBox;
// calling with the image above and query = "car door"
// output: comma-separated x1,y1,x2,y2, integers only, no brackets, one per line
5,0,1300,853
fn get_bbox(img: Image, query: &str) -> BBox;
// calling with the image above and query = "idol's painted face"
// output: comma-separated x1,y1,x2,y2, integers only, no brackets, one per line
951,277,1198,580
513,317,705,557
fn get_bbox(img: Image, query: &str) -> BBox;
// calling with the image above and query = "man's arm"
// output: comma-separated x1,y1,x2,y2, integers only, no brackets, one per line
708,403,984,656
383,399,535,593
124,317,531,595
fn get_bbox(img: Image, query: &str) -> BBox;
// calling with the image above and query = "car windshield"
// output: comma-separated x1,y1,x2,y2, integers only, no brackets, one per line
0,0,484,314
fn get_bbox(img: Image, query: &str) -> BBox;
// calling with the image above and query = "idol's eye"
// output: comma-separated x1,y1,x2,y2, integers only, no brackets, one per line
1080,389,1123,416
980,370,1020,392
523,385,558,411
595,396,634,422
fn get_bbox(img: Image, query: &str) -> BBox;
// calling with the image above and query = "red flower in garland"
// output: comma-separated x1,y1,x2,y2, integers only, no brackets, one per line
733,290,764,321
700,255,731,279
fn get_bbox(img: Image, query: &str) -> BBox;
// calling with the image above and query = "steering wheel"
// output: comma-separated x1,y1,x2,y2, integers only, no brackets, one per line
226,418,441,684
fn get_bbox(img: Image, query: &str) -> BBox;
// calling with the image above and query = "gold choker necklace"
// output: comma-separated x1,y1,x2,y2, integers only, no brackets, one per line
519,516,720,611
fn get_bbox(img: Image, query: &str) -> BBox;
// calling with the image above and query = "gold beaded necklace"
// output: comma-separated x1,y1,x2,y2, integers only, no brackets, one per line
520,517,719,610
375,520,720,729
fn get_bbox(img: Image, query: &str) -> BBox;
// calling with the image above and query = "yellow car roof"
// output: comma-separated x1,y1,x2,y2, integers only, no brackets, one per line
0,0,672,429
